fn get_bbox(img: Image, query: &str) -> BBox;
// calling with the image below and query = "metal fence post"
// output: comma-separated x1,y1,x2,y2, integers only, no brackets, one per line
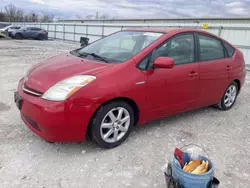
218,26,223,37
63,24,65,40
73,24,76,42
47,24,49,38
102,24,104,37
86,25,88,37
54,24,56,39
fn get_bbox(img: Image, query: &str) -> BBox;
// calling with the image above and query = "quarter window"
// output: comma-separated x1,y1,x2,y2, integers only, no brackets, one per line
198,34,225,61
223,42,235,57
151,33,195,66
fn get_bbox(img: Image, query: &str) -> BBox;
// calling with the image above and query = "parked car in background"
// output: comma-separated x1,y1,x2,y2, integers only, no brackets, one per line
15,28,246,148
8,26,22,37
11,27,48,40
0,25,12,38
0,23,10,28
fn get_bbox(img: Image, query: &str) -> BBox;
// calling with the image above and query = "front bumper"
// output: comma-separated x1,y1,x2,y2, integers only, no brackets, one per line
16,79,96,142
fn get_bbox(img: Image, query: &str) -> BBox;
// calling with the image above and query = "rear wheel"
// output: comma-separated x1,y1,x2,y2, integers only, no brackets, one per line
217,81,238,111
15,33,23,39
37,34,44,40
90,101,134,148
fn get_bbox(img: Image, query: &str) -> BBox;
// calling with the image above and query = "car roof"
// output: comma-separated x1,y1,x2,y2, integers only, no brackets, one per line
123,27,210,34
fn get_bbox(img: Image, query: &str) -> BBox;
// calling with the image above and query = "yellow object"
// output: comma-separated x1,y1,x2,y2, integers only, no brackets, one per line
183,160,201,173
191,160,209,174
202,23,209,29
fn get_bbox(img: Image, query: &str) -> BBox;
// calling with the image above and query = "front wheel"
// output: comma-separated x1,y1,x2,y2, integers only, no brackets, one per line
15,33,23,40
217,81,238,111
90,101,134,148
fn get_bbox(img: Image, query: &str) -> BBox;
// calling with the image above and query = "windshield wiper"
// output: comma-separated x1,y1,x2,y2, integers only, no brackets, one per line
84,52,109,63
70,50,81,57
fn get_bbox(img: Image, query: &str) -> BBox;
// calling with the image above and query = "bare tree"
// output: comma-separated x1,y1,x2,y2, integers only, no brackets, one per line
85,15,93,19
76,14,83,19
41,12,55,22
4,4,25,22
24,15,29,22
15,8,24,22
29,12,38,22
99,14,110,19
4,4,17,22
0,12,6,22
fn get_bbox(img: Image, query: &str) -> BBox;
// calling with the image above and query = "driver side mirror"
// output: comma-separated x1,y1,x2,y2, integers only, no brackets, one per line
80,37,89,47
153,57,174,69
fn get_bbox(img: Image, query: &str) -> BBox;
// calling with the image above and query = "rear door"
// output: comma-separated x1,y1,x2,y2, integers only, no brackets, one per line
197,33,231,106
23,27,33,38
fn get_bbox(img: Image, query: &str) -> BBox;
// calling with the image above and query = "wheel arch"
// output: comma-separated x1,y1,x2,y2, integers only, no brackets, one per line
233,79,241,93
15,32,23,36
91,97,140,126
86,97,140,138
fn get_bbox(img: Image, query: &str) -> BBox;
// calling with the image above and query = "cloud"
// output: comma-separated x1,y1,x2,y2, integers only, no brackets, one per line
1,0,250,19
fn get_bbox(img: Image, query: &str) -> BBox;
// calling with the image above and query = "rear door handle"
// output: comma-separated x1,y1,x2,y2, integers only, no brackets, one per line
189,72,198,77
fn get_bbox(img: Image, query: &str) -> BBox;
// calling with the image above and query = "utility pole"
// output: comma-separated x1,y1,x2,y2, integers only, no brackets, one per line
95,11,99,20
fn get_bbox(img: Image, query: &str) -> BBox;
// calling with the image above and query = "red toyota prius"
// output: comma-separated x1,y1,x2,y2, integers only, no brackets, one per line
15,28,246,148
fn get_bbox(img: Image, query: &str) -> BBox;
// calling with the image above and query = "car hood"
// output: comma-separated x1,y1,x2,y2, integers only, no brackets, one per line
24,54,113,93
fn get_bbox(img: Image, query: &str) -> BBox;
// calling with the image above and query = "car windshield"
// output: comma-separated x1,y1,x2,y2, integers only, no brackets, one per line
1,25,12,30
74,31,163,63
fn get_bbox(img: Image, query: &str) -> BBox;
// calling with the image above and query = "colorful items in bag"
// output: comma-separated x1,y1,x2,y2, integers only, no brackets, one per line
175,148,209,174
174,148,184,167
183,160,209,174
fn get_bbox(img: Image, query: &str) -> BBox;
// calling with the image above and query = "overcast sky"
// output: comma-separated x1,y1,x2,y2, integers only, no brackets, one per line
1,0,250,19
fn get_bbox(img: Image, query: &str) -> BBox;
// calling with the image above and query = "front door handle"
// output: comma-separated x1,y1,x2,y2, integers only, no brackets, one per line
189,71,198,77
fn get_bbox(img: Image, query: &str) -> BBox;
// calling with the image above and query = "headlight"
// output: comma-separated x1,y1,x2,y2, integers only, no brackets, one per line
42,75,96,101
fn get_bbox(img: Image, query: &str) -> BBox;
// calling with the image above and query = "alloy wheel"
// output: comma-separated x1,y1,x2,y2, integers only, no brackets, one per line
224,85,237,107
100,107,130,143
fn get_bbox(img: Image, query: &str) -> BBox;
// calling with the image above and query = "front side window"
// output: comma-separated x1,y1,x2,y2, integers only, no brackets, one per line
198,34,225,61
150,33,195,66
75,31,163,63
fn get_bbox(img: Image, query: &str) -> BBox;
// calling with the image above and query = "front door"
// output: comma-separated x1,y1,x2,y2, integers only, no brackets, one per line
145,33,199,119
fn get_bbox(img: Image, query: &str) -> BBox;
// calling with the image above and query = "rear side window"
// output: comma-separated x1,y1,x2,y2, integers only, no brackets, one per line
31,28,41,31
198,34,225,61
223,42,235,57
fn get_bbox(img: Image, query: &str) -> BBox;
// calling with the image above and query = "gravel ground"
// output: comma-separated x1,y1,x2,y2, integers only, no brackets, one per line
0,39,250,188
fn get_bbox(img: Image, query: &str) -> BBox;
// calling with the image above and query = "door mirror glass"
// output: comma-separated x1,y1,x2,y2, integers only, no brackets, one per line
153,57,174,69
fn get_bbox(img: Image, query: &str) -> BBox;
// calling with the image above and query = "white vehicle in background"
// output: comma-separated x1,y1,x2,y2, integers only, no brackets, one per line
8,26,22,37
0,25,22,38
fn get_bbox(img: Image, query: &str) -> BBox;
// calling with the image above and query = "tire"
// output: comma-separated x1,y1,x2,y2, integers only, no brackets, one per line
90,101,134,148
37,34,44,40
15,33,23,39
217,81,238,111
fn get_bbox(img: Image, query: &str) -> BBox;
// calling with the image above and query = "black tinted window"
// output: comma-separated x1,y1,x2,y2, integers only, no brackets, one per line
151,33,195,66
138,55,149,69
31,27,41,31
198,34,224,61
223,42,235,57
